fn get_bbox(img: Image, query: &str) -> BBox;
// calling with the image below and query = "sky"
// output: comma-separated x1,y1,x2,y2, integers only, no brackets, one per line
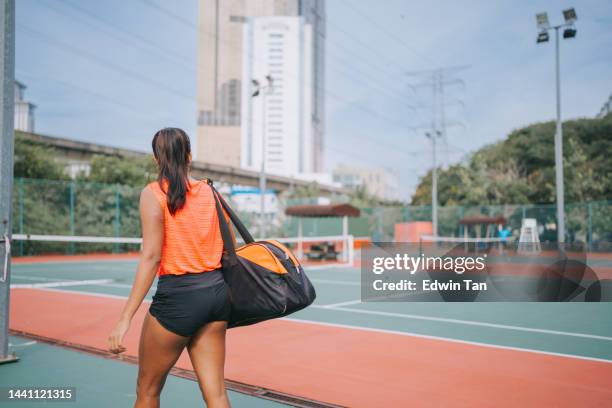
15,0,612,200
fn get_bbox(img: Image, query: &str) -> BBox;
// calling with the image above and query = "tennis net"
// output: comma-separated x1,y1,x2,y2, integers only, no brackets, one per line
11,233,355,266
419,235,513,255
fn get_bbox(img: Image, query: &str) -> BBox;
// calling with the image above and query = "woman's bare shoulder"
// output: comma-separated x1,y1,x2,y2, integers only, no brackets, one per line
141,184,165,212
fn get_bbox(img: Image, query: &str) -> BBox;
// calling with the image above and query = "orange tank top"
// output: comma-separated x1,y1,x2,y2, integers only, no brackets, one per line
147,180,225,276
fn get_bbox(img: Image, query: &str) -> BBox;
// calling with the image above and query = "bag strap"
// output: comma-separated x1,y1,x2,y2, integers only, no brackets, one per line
211,187,236,256
206,179,255,245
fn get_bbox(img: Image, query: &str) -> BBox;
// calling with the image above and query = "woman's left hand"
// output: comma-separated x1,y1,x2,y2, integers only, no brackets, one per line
108,318,131,354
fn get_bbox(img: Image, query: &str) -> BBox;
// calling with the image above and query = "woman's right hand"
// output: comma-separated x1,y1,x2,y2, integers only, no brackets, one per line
108,318,131,354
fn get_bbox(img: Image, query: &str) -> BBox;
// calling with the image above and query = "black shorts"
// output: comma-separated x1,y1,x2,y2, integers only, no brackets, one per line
149,269,231,337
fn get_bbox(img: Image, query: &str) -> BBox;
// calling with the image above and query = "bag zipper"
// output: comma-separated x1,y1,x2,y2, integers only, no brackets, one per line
265,240,301,272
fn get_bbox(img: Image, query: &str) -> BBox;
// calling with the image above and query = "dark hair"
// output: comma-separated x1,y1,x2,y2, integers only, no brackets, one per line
152,128,191,216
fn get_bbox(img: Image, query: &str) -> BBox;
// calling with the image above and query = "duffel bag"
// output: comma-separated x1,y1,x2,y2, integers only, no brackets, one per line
207,180,316,328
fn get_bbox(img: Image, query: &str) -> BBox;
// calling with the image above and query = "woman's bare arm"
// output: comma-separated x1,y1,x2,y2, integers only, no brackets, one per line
108,187,163,353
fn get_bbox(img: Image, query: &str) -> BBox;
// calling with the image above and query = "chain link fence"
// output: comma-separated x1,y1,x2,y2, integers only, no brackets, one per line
11,178,612,255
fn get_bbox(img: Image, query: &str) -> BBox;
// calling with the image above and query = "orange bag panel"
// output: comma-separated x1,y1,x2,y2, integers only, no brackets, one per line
267,240,301,268
236,243,288,274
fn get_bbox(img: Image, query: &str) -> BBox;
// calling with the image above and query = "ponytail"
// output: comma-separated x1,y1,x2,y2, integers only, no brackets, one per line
152,128,192,216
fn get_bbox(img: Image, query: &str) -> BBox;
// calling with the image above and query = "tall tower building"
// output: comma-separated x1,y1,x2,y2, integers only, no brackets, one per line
196,0,325,171
240,16,313,176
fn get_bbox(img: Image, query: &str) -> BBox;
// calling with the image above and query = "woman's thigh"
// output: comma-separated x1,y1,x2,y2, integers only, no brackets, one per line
137,312,190,394
187,321,228,399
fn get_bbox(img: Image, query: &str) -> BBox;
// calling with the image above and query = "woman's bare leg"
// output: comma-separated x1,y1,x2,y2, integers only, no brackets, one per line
187,321,231,408
135,313,190,408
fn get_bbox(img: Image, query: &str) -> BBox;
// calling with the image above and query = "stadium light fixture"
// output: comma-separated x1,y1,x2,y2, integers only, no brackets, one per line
563,8,577,24
562,8,577,39
563,28,577,39
534,8,578,244
536,12,550,30
537,31,549,43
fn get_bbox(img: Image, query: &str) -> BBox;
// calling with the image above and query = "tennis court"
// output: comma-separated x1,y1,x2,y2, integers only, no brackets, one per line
5,250,612,407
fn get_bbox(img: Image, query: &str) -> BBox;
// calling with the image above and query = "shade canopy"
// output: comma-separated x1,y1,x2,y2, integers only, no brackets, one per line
459,216,506,226
285,203,360,218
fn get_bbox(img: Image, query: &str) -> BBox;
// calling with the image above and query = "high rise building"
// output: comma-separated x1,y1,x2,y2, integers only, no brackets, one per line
196,0,324,171
240,16,313,176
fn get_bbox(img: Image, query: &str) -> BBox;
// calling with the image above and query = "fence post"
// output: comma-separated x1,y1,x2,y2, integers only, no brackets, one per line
18,177,23,256
403,206,410,223
0,0,17,363
114,186,121,253
69,180,75,254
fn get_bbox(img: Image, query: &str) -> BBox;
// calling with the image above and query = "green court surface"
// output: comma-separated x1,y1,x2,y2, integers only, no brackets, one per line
1,335,286,408
9,259,612,362
5,258,612,407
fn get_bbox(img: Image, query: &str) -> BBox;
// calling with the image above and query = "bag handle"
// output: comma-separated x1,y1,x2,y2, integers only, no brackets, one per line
211,187,236,257
206,179,255,245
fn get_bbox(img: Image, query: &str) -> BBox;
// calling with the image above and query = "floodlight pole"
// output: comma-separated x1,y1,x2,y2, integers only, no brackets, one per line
426,130,441,237
0,0,17,364
537,9,576,244
254,76,273,238
553,26,565,244
259,89,267,237
431,131,438,237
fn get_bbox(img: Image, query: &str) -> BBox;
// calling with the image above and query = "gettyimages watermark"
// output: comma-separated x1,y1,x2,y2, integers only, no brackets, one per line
361,242,612,302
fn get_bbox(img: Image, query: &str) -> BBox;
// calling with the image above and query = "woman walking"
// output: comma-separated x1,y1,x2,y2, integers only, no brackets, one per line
108,128,232,408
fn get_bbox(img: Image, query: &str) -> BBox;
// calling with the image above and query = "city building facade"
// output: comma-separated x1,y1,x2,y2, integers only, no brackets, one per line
15,80,35,133
240,16,314,177
196,0,325,172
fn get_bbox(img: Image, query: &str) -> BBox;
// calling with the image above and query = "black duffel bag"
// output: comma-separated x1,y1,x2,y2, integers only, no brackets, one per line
208,180,316,328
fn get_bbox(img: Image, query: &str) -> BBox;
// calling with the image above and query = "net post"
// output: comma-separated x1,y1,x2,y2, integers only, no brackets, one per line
347,234,354,266
297,217,303,261
0,0,17,364
114,185,120,253
69,180,75,254
342,215,348,262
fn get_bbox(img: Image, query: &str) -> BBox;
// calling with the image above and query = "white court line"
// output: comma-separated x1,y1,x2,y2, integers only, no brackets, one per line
9,340,37,347
17,286,612,364
11,279,114,289
309,305,612,342
12,258,138,265
21,286,145,301
13,277,612,343
310,278,360,286
11,275,65,282
321,299,363,308
304,264,355,271
11,274,155,291
283,318,612,364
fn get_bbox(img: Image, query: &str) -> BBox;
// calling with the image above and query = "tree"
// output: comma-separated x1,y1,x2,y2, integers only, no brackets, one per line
13,134,68,180
348,185,380,208
85,155,156,187
287,182,321,202
411,113,612,206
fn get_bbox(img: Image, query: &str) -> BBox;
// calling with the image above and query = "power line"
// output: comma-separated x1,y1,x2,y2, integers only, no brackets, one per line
54,0,194,67
338,0,437,68
328,51,417,111
22,1,436,171
18,21,415,161
17,70,177,123
18,23,195,103
137,0,420,131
